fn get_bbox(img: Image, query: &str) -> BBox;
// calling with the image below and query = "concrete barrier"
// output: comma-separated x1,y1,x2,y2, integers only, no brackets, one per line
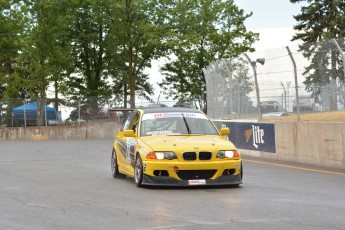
241,121,345,170
0,121,119,141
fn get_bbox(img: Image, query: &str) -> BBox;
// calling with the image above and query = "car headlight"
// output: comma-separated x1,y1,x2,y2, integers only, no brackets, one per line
146,151,177,160
217,150,240,159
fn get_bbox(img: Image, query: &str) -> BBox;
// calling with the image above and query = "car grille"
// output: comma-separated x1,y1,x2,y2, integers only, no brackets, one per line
183,152,197,160
199,152,212,160
176,170,217,180
182,152,212,160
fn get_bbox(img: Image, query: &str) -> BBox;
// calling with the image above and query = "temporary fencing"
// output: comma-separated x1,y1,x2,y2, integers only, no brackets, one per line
203,38,345,120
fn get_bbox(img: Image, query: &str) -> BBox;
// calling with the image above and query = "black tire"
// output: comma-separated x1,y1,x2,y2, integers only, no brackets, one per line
134,154,143,187
111,148,126,178
240,162,243,180
230,163,243,188
235,163,243,187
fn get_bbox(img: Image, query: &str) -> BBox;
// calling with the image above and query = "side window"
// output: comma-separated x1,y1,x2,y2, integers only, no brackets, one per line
132,114,140,134
120,111,136,131
120,118,127,131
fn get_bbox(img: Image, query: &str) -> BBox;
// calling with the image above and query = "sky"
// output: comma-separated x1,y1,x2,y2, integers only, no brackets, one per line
234,0,302,29
233,0,304,50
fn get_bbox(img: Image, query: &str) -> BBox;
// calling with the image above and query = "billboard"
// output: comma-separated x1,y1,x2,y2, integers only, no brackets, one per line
213,121,276,153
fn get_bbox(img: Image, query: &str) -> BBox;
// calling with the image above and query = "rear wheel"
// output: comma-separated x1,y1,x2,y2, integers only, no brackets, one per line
134,155,143,187
111,148,126,178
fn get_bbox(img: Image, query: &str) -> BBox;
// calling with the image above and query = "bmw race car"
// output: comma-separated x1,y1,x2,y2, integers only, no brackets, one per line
111,107,243,187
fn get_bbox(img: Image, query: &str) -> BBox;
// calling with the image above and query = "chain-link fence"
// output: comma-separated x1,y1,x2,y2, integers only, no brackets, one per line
0,97,180,127
203,38,345,120
2,39,345,125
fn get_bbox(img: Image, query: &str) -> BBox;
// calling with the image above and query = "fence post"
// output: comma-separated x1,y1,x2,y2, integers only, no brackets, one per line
221,59,233,119
244,54,262,121
331,38,345,110
78,99,81,121
286,46,300,121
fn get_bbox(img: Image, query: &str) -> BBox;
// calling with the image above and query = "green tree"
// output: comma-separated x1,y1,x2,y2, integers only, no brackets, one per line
62,0,115,115
0,0,22,98
159,0,258,111
1,0,75,125
67,0,112,97
111,0,170,108
64,0,162,110
0,0,23,124
291,0,345,110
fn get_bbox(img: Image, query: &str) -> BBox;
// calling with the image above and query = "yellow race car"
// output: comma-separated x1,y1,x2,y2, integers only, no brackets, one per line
111,107,243,187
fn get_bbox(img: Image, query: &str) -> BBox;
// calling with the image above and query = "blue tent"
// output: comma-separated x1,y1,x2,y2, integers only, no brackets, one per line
12,102,58,125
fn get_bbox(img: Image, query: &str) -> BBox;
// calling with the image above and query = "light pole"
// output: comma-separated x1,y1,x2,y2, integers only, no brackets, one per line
244,54,265,121
281,82,287,112
286,46,300,120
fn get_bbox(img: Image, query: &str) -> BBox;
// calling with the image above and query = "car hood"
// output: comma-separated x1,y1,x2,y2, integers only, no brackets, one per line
140,135,236,151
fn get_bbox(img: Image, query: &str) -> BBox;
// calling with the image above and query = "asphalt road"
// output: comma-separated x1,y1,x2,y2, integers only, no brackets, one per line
1,139,345,230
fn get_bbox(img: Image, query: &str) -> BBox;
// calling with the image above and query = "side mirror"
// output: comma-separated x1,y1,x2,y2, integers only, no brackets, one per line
220,127,230,136
123,129,135,137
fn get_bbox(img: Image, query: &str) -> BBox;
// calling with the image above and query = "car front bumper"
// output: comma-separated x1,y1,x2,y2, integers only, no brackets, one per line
142,173,242,187
141,160,242,187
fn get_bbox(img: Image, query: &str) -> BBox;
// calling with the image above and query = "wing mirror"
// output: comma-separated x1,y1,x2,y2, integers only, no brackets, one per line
220,127,230,136
123,130,135,137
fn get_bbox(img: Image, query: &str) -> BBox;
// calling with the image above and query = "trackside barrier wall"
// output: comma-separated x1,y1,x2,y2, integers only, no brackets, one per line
217,121,344,170
0,120,344,170
0,121,119,141
276,122,344,169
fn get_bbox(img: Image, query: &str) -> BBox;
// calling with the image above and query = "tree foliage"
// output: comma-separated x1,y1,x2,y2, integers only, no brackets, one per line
159,0,258,111
0,0,23,98
0,0,257,116
291,0,345,107
111,0,169,108
4,0,77,124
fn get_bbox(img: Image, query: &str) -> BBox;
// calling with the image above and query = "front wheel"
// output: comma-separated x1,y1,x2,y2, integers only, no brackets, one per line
134,155,143,187
111,148,126,178
239,162,243,181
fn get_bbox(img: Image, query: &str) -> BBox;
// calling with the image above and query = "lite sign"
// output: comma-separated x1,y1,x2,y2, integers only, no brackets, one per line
215,121,276,153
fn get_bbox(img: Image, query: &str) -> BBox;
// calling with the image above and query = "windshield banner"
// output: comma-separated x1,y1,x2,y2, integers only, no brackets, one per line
142,113,207,120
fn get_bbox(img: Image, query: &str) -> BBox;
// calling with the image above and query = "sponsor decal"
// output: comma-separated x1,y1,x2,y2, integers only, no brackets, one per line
162,138,218,142
143,113,206,120
188,179,206,185
147,130,174,135
126,138,134,163
134,140,138,153
213,121,276,153
245,125,265,149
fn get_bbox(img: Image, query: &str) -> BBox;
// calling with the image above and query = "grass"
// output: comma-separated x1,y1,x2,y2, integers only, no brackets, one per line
262,110,345,122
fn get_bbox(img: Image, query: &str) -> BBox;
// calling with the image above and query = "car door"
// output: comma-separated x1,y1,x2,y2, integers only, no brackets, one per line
115,111,140,175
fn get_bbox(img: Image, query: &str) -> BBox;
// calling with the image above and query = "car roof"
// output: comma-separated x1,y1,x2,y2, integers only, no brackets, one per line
139,107,202,114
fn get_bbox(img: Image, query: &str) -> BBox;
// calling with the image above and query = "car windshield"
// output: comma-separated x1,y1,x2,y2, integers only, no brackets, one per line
140,112,219,136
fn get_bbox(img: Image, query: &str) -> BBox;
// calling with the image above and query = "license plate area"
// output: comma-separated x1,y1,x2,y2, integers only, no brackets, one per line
188,179,206,185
